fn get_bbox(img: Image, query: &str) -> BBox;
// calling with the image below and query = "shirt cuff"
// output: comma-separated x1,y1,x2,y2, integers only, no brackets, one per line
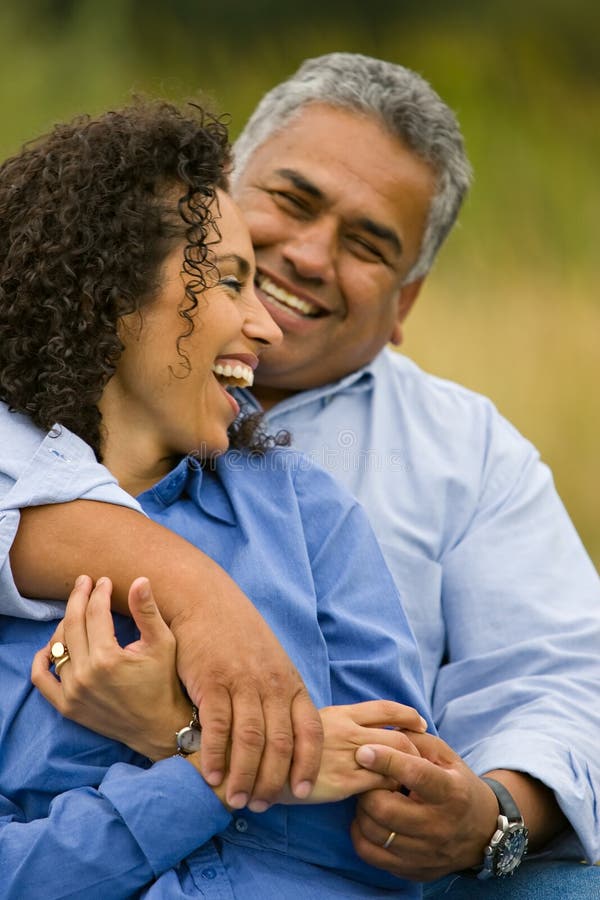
465,732,599,863
99,757,232,875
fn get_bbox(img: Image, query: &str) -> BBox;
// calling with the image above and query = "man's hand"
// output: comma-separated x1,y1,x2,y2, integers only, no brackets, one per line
171,598,324,812
351,733,499,881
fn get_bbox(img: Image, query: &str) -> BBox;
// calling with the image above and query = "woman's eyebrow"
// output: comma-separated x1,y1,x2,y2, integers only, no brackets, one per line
214,254,252,278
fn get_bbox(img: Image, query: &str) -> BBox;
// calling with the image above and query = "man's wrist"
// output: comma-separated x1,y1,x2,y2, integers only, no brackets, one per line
475,777,529,879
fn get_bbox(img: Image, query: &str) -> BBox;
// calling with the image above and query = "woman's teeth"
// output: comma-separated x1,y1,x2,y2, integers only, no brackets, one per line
212,362,254,388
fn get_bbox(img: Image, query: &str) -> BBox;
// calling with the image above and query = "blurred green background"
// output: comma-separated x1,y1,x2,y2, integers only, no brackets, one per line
1,0,598,566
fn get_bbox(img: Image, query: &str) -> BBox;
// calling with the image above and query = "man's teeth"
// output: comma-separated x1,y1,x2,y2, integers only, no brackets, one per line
212,362,254,388
257,275,321,317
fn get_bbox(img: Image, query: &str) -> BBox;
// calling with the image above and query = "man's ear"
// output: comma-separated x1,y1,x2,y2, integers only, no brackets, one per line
390,277,425,346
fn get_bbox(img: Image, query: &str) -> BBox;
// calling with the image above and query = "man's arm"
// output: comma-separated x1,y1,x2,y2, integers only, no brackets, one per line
10,500,323,808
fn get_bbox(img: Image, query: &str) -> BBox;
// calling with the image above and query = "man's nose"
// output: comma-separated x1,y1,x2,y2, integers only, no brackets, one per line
281,217,337,284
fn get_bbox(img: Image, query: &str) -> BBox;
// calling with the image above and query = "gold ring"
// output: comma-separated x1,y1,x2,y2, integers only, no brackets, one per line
50,641,68,663
54,653,71,675
382,830,397,850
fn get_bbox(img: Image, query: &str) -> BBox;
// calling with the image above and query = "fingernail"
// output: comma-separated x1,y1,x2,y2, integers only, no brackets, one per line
75,575,87,587
248,800,269,813
356,745,376,766
293,780,313,799
96,576,108,587
228,792,249,809
419,716,428,731
205,770,223,786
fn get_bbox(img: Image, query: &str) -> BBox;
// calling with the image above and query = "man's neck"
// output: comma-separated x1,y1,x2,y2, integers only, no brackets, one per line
252,383,298,411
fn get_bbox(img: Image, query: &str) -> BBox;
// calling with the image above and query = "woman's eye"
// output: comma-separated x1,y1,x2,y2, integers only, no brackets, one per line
220,276,243,294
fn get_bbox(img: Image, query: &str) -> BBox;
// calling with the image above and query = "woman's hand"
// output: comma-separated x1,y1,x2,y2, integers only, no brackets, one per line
278,700,427,806
31,575,192,761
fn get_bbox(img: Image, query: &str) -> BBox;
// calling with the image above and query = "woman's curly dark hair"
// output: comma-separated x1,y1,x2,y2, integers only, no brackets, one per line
0,98,287,459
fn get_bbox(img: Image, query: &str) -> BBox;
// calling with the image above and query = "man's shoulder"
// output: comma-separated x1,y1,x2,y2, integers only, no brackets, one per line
371,348,514,441
375,348,495,411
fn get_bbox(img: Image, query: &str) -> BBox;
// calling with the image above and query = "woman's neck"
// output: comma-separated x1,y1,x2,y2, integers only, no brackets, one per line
98,393,180,497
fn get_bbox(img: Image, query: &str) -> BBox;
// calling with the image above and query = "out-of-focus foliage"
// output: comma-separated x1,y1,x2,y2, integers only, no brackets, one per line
1,1,598,564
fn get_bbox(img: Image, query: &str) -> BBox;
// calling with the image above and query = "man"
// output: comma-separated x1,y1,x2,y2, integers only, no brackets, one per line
3,53,599,896
229,54,600,895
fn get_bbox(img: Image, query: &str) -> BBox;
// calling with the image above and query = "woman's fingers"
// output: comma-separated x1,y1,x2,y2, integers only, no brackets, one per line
341,700,428,732
60,574,94,660
82,576,120,654
126,577,173,648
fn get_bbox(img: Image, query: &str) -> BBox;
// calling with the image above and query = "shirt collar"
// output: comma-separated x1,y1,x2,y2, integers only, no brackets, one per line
236,354,380,416
143,455,236,525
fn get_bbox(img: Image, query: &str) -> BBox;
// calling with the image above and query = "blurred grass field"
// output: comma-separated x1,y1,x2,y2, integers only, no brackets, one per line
1,1,598,566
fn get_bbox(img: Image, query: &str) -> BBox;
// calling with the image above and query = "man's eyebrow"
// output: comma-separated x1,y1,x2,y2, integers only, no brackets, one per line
214,254,252,278
356,217,403,256
275,168,324,200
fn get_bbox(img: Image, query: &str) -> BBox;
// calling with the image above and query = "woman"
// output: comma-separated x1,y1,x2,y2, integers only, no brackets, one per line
0,101,432,897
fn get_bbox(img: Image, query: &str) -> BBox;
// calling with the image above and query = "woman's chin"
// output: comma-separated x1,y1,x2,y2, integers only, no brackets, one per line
186,431,230,462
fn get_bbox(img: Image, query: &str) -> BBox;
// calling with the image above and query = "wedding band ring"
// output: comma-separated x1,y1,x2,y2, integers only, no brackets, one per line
382,830,397,850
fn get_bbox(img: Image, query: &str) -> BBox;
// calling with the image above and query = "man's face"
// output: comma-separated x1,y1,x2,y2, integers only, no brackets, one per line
233,103,437,394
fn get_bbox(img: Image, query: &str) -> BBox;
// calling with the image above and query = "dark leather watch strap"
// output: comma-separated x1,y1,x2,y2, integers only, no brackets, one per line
481,776,522,823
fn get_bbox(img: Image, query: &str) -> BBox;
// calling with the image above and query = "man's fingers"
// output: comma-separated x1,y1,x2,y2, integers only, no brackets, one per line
197,685,232,789
355,743,452,802
288,690,324,799
225,687,266,808
348,700,428,733
247,696,295,810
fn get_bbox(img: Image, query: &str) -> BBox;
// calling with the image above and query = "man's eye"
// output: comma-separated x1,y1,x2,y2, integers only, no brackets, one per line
271,190,310,215
348,236,385,262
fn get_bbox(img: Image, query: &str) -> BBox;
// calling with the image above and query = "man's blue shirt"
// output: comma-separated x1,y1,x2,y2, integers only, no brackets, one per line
240,348,600,864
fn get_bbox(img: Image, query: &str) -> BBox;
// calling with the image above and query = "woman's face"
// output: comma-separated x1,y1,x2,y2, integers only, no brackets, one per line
101,191,281,477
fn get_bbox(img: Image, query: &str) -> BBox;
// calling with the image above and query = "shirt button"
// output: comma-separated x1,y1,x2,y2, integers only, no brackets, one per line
201,867,217,879
234,817,249,833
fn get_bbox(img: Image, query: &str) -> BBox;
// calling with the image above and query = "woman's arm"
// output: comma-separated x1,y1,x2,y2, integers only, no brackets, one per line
0,753,231,900
0,405,322,808
33,576,427,810
13,501,322,808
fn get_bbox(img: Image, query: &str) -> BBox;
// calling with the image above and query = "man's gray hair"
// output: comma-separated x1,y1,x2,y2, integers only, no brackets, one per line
233,52,472,282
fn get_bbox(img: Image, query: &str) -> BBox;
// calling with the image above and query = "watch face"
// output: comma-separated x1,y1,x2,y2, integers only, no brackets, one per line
494,828,529,876
177,724,202,754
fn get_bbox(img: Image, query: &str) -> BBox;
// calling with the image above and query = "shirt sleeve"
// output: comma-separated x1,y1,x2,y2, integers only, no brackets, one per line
293,459,435,733
436,409,600,863
0,757,231,899
0,403,144,620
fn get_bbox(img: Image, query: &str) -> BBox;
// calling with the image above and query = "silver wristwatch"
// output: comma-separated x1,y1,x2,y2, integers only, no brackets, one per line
175,705,202,756
477,776,529,879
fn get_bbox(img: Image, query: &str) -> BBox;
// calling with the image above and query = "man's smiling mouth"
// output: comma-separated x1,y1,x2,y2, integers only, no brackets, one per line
256,274,323,318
